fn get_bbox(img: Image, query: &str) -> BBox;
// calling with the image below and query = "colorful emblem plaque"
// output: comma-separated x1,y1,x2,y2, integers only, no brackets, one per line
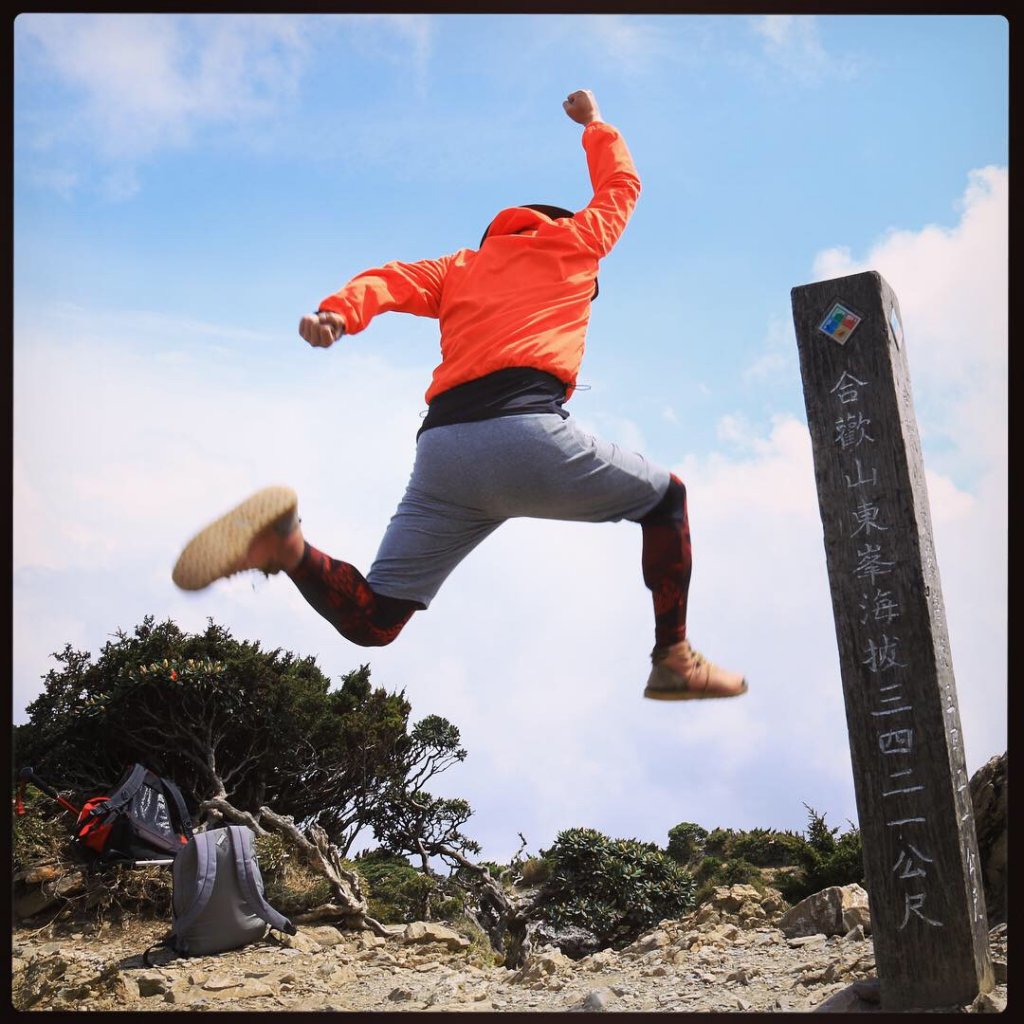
818,302,863,345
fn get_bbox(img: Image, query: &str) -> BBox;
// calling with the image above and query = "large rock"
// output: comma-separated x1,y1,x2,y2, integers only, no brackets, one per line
969,752,1006,926
13,870,87,920
684,884,787,932
303,925,346,948
403,922,470,951
777,883,870,938
529,922,603,960
511,946,573,987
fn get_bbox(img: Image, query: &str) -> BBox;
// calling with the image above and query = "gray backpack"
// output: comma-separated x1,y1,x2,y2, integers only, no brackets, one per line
144,825,296,963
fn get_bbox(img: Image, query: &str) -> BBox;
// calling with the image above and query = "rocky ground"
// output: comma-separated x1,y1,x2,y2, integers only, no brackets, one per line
12,887,1007,1014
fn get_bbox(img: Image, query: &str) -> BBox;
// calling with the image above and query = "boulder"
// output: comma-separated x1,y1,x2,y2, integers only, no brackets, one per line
528,922,603,960
275,929,321,952
969,752,1006,926
403,922,470,951
13,870,87,920
714,883,761,912
136,971,174,997
623,928,672,955
14,886,61,920
683,884,788,933
199,976,275,1000
815,978,882,1012
581,987,616,1012
511,946,572,987
703,923,742,946
304,925,346,948
777,883,870,938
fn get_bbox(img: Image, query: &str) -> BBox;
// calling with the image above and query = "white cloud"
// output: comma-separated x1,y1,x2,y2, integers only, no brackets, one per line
743,316,795,384
16,14,310,162
23,167,79,200
812,165,1007,485
14,13,437,196
532,14,674,79
750,15,858,85
340,13,433,93
578,15,669,74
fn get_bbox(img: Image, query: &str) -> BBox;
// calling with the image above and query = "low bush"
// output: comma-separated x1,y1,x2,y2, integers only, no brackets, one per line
777,807,864,904
256,833,336,917
729,828,806,868
703,827,738,859
666,822,708,866
355,849,464,924
536,827,695,950
12,791,68,873
519,856,554,886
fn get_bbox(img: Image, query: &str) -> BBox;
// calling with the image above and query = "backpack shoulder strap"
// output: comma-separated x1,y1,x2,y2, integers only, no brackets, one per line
167,831,219,953
103,763,148,812
228,826,296,935
159,777,194,840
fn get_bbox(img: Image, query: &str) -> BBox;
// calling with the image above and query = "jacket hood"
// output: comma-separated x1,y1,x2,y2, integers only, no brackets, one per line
479,204,575,248
477,204,599,301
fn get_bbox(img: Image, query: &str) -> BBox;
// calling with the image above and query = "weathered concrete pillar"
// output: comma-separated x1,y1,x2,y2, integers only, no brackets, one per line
790,271,992,1010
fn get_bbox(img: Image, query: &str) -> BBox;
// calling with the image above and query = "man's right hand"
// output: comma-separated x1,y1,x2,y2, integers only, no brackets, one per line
299,310,345,348
563,89,602,126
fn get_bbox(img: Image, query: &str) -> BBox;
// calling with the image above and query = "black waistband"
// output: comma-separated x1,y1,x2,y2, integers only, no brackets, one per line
418,368,569,438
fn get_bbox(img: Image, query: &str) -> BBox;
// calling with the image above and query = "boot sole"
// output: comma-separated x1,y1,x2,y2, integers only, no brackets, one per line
644,664,748,701
172,485,298,591
643,681,748,701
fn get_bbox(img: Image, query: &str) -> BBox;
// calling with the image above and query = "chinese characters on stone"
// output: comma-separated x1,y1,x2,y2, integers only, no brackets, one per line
830,368,942,932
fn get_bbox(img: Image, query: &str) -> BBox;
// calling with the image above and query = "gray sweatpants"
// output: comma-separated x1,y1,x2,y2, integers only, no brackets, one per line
366,413,671,607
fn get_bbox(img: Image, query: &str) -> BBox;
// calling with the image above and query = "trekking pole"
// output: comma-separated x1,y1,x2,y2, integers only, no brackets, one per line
14,766,82,817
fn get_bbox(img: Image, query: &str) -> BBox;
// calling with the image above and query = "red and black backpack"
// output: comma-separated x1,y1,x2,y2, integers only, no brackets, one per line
73,764,194,863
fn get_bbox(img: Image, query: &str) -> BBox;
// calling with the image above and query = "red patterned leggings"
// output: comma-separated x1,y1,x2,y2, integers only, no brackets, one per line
287,474,691,650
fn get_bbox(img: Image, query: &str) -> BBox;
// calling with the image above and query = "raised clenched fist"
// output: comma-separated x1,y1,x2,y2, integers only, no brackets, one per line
299,310,345,349
563,89,602,126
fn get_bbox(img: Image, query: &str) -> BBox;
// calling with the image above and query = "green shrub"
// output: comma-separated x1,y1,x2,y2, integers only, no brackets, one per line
537,827,695,950
447,912,503,967
453,859,513,891
519,856,554,886
12,791,69,873
703,827,737,859
694,855,722,884
777,807,864,904
666,822,708,865
691,855,764,908
355,849,464,924
680,806,865,911
258,836,336,917
719,857,765,887
729,828,806,868
253,832,288,875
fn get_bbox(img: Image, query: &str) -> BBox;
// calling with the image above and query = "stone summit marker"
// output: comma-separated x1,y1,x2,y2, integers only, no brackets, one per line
790,271,993,1011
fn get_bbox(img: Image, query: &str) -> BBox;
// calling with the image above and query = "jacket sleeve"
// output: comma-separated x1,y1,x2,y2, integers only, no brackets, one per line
317,255,453,336
570,121,642,258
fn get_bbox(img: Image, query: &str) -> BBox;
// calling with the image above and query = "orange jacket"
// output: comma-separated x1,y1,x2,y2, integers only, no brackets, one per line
319,121,640,405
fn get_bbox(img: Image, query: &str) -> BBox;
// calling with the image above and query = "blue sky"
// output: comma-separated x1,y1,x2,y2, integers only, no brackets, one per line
13,13,1007,864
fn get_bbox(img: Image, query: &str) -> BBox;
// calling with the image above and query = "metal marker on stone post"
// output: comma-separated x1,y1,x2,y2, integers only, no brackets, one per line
790,271,993,1011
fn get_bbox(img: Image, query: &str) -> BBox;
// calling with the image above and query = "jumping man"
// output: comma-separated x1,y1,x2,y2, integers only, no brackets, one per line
172,90,747,702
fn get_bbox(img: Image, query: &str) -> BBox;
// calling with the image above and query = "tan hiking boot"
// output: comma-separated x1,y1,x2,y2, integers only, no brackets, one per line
172,485,303,591
644,640,747,701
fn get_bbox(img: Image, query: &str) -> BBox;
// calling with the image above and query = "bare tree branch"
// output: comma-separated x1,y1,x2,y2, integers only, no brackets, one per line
200,795,388,937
